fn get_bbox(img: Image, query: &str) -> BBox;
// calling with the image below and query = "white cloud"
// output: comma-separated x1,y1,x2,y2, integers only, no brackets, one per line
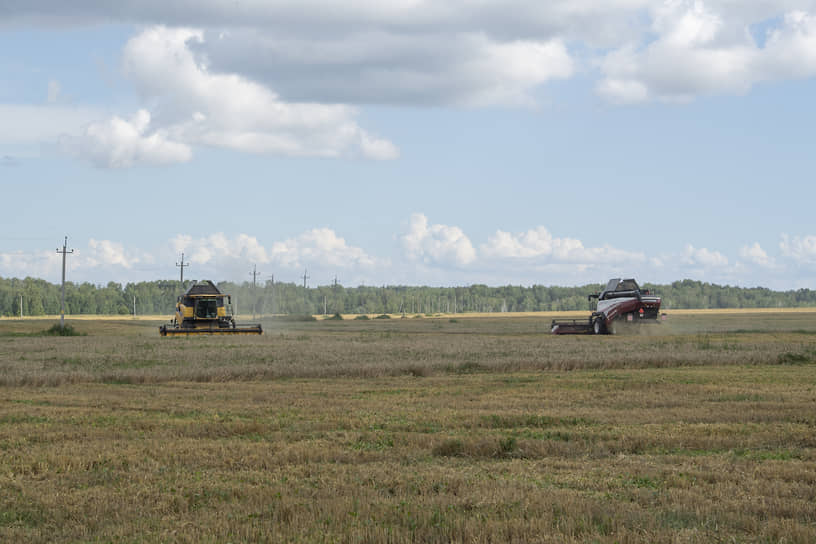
170,232,269,266
739,242,773,267
196,30,573,107
269,228,380,270
1,223,814,288
169,228,379,272
598,2,816,103
0,239,150,282
0,250,60,281
780,234,816,263
481,226,645,264
65,109,192,168
117,26,398,163
5,0,816,155
682,243,729,267
81,239,139,269
402,213,477,266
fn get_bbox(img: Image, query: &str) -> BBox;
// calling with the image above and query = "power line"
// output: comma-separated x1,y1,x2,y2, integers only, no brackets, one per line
56,236,73,331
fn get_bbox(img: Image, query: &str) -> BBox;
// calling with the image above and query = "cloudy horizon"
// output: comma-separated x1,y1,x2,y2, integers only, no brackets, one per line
2,213,812,291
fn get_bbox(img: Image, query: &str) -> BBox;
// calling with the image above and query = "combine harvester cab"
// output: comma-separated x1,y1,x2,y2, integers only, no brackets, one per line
551,278,662,335
159,280,263,336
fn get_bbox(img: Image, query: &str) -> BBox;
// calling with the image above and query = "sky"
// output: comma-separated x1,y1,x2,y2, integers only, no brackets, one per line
1,0,815,290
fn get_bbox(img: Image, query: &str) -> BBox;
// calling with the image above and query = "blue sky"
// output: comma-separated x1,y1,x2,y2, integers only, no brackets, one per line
1,1,815,289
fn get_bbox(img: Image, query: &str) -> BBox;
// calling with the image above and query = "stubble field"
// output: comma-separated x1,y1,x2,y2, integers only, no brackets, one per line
1,311,815,542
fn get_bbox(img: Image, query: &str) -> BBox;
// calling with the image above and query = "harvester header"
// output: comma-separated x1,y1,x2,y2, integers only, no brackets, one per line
159,280,262,336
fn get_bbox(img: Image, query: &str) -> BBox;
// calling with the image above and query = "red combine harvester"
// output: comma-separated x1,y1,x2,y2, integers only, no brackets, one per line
551,278,662,335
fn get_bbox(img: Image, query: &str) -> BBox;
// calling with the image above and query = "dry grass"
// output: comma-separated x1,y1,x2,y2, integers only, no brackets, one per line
0,313,815,542
0,313,814,386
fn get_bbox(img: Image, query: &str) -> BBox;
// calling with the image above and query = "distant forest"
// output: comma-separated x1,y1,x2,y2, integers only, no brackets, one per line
1,276,814,317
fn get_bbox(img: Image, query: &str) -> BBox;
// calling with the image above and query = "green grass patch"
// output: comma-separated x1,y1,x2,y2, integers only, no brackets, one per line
481,414,593,429
777,351,813,365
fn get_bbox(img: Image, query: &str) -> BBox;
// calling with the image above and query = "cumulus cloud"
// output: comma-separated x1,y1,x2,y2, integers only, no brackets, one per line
401,217,649,277
780,234,816,263
195,29,573,107
3,1,581,108
269,228,379,269
170,233,269,267
170,229,379,273
481,226,645,264
81,239,140,269
682,243,729,267
0,250,60,281
122,26,397,161
0,223,813,287
0,239,150,282
402,213,477,266
739,242,773,267
598,2,816,103
64,109,192,168
56,26,398,167
4,0,816,148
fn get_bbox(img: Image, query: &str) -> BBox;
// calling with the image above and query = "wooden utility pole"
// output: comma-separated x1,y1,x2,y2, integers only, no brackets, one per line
56,236,73,331
268,274,276,316
301,269,310,313
176,252,189,284
249,265,260,320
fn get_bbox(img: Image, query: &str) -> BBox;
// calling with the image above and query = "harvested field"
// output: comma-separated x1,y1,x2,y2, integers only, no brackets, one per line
0,312,815,542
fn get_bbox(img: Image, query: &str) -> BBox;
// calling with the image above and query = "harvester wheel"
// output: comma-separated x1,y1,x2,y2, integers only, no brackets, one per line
607,319,617,335
593,318,605,335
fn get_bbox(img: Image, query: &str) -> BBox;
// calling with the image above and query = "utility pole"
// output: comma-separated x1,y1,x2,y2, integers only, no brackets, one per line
268,274,276,316
19,295,23,319
332,275,338,315
56,236,73,331
176,252,189,285
302,269,310,313
133,295,136,317
249,265,260,320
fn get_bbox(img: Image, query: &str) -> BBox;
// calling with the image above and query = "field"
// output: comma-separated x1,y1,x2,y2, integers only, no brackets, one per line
1,312,815,542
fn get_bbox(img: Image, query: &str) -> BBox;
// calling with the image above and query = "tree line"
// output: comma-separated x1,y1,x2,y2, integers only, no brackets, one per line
1,276,814,317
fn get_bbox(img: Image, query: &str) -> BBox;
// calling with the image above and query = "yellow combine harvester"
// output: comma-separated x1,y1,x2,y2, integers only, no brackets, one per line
159,280,263,336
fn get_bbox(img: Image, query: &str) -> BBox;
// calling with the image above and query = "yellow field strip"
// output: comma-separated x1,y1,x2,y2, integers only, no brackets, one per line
3,307,814,322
